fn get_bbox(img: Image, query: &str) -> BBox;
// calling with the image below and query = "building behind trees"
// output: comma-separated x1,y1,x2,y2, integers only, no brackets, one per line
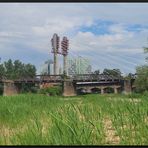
40,59,54,75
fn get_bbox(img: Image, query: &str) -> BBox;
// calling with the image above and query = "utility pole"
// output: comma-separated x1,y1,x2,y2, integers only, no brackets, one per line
61,36,69,76
51,33,60,75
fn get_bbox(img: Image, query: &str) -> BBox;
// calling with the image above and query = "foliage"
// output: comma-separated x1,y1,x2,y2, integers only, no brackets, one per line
0,59,36,80
93,70,100,75
0,64,5,79
0,93,148,145
20,83,38,94
0,83,3,95
104,87,114,93
93,69,122,77
102,68,122,77
38,86,62,96
124,73,135,80
134,65,148,93
134,45,148,93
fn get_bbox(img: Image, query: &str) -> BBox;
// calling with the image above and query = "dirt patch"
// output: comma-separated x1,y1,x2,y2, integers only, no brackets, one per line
103,117,120,145
40,118,52,135
0,124,27,145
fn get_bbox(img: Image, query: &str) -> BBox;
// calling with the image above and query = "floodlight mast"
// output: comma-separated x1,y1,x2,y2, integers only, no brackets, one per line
51,33,60,75
61,36,69,76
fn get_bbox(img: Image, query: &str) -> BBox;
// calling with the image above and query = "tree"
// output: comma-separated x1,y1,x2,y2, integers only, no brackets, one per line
135,65,148,92
93,70,100,75
13,60,24,79
2,59,36,80
134,44,148,93
102,68,122,77
4,59,14,79
0,64,5,79
23,64,36,78
124,72,135,80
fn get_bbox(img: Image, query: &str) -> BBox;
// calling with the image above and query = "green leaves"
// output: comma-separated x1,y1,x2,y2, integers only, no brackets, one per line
38,86,62,96
0,93,148,145
103,68,122,77
0,59,36,80
135,65,148,93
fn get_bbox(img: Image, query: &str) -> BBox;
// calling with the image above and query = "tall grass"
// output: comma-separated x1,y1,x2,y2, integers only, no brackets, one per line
0,93,148,145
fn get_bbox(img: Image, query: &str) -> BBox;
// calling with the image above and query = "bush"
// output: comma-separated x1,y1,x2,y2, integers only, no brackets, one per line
127,93,141,98
30,86,38,93
20,83,38,94
38,86,62,96
142,91,148,96
0,83,3,95
135,65,148,93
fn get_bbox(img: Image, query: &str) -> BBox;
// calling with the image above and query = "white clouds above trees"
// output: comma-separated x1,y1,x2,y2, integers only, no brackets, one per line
0,3,147,74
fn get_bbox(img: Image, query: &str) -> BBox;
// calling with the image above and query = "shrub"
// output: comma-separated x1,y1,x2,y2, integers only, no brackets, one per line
142,91,148,96
0,83,3,95
38,86,62,96
30,86,38,93
134,65,148,93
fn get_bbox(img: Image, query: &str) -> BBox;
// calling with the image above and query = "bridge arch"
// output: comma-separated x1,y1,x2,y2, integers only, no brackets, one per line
104,87,114,94
76,88,86,95
91,87,101,94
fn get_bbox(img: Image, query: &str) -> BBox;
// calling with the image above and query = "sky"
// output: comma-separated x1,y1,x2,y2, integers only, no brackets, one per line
0,3,148,75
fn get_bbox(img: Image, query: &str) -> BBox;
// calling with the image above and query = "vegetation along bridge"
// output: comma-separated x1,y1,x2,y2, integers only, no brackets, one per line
0,74,136,96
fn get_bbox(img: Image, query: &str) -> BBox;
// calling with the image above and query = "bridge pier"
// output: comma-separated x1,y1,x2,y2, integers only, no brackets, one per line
123,80,132,94
101,87,104,94
62,79,76,96
3,80,19,96
114,87,118,94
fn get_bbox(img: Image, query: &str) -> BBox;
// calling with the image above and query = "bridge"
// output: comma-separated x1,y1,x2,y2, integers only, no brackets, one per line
0,74,136,96
0,33,138,96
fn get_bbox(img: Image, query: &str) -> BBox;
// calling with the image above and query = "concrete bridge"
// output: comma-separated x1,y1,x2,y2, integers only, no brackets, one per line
0,74,136,96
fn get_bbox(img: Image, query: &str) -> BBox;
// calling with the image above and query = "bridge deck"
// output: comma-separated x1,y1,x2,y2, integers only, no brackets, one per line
0,74,135,84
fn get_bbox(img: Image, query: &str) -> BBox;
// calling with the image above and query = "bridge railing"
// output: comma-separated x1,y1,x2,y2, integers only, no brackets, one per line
4,73,137,83
13,75,63,83
37,75,62,82
72,74,122,82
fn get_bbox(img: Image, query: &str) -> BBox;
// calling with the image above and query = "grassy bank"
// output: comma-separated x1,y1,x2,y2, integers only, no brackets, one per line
0,93,148,145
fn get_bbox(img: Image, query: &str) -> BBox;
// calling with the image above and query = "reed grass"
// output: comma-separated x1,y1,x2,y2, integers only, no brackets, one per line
0,93,148,145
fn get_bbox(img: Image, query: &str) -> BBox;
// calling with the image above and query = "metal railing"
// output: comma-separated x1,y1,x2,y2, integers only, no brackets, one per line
0,74,137,83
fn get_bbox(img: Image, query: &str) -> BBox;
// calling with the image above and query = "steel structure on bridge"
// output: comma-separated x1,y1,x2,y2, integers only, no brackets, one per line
0,73,136,83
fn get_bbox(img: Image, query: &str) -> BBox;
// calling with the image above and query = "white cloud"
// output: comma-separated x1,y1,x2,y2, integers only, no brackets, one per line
0,3,147,73
70,27,138,53
0,31,27,39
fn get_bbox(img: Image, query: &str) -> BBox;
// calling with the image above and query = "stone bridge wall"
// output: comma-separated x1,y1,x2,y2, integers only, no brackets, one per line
62,80,76,96
3,80,19,96
1,79,135,96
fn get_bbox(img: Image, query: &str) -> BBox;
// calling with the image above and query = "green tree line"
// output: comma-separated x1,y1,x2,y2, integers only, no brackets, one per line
0,59,36,80
93,68,122,77
134,46,148,93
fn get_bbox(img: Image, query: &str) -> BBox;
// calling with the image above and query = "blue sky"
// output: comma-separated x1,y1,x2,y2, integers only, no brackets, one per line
0,3,148,75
